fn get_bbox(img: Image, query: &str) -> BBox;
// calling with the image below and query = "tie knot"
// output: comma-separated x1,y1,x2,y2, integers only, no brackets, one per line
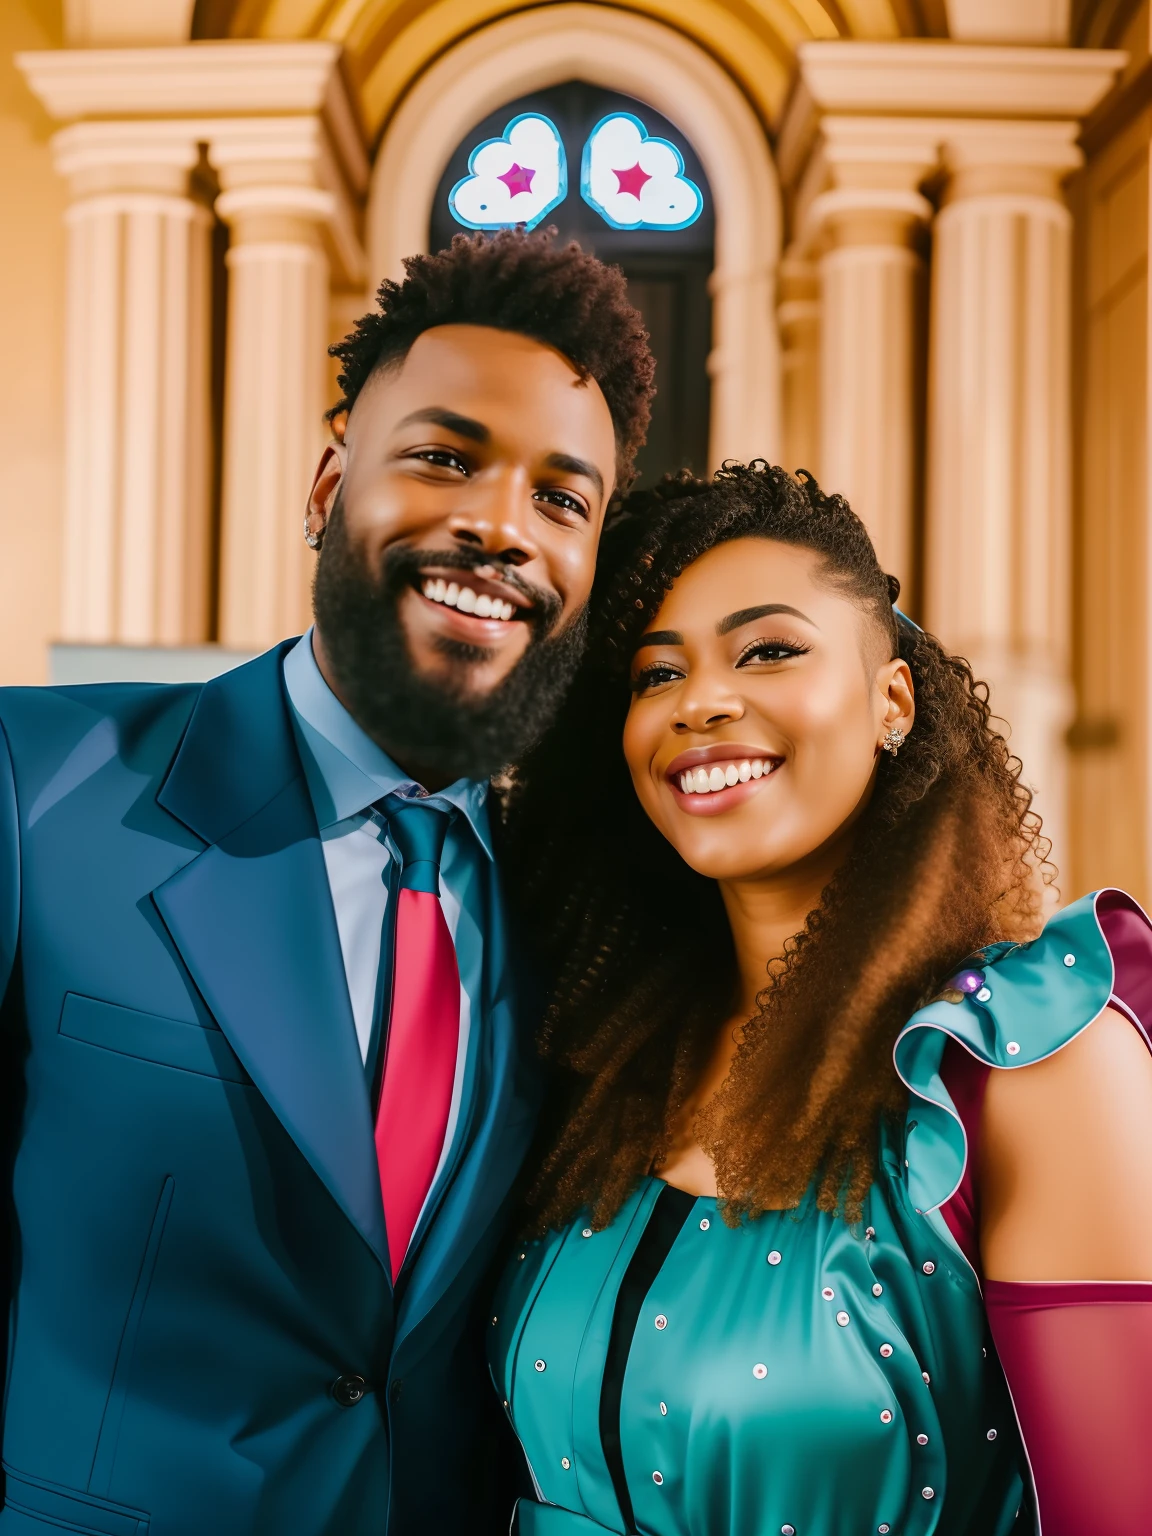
386,799,450,895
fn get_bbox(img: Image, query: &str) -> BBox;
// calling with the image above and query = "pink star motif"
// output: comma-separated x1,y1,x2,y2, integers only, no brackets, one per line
498,162,536,198
613,162,652,199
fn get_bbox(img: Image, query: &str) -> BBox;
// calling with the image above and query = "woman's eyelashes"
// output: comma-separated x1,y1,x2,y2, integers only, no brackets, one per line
631,661,684,695
632,636,812,694
735,635,812,667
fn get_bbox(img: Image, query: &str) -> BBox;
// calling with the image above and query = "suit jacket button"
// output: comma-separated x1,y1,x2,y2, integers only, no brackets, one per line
390,1379,403,1404
331,1374,368,1407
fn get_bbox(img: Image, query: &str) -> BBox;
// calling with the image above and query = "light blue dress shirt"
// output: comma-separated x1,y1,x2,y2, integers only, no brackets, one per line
282,630,494,1208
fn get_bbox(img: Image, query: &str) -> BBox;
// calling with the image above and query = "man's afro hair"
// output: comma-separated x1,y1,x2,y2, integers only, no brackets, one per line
328,228,656,490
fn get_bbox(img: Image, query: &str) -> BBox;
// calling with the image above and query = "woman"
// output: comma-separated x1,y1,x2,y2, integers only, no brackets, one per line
490,464,1152,1536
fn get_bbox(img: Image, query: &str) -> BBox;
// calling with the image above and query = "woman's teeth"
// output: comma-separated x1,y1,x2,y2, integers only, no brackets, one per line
421,578,516,621
678,759,773,794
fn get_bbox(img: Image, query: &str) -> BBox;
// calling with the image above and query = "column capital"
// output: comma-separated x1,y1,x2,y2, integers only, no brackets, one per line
778,41,1125,198
17,40,368,287
50,119,201,198
208,117,365,286
792,119,938,255
938,120,1084,203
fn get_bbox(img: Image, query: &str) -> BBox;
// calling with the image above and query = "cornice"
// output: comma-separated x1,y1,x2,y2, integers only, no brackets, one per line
778,41,1126,187
16,40,369,195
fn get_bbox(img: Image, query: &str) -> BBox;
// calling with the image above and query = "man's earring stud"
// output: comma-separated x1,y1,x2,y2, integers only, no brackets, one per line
882,726,906,756
304,516,324,551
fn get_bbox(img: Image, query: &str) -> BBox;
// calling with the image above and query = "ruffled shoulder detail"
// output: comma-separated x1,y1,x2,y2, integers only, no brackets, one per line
893,889,1152,1218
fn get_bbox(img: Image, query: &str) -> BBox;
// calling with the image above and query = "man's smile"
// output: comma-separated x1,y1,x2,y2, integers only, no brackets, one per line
416,562,535,624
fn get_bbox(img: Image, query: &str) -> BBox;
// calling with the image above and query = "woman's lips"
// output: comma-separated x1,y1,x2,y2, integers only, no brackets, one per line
664,746,783,816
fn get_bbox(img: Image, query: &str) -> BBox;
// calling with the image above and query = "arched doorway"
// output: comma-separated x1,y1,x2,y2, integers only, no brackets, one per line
368,3,782,470
430,81,714,485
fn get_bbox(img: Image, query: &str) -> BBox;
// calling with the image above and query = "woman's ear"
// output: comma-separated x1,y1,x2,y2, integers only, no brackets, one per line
877,658,915,748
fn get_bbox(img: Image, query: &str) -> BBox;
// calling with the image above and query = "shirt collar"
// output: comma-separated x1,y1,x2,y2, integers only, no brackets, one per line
282,630,493,858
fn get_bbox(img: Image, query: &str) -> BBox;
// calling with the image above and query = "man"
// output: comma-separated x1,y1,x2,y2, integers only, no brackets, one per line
0,230,654,1535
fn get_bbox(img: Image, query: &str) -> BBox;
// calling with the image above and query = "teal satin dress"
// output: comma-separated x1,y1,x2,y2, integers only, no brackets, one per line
490,892,1123,1536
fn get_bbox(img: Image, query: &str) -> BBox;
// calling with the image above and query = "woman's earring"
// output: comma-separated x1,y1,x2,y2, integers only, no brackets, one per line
304,515,324,551
882,726,906,756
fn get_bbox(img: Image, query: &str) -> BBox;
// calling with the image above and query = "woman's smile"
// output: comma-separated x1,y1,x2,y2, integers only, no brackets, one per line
665,742,783,815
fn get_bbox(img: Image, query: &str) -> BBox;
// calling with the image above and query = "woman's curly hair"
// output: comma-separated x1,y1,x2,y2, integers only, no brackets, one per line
328,228,655,489
499,462,1051,1233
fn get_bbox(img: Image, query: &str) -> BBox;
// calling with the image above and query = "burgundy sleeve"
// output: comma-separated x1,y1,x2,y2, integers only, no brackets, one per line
940,1037,1152,1535
983,1280,1152,1535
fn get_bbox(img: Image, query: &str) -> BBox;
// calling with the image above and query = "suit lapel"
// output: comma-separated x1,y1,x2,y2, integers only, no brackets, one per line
153,645,389,1275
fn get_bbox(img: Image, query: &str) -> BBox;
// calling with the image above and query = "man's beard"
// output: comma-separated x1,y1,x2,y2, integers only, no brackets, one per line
311,493,588,784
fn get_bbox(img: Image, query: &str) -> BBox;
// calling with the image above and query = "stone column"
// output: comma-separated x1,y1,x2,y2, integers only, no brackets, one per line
51,122,212,644
805,124,936,599
210,116,368,651
210,124,336,650
777,252,820,479
926,122,1083,865
18,41,370,660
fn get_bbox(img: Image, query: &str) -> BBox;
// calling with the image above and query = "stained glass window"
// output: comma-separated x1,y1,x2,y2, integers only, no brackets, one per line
580,112,703,231
447,113,566,231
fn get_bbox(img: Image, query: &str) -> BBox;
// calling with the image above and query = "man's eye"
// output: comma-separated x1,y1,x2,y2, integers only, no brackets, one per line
535,488,587,519
413,449,469,473
631,664,683,694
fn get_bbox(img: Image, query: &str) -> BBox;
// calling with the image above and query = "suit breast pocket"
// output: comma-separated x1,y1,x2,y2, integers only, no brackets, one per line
58,993,250,1084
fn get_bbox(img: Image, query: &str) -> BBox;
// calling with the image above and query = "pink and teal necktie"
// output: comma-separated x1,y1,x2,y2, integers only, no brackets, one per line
373,800,460,1281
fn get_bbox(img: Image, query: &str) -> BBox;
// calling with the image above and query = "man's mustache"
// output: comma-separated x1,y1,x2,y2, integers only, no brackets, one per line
378,544,564,632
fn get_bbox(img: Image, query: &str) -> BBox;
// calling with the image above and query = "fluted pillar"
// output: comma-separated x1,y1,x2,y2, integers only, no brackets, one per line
803,124,936,598
777,252,820,479
52,122,212,644
19,41,370,659
926,122,1083,863
211,127,335,649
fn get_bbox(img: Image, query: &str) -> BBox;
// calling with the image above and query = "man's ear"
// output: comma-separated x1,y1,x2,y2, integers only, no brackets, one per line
306,443,345,545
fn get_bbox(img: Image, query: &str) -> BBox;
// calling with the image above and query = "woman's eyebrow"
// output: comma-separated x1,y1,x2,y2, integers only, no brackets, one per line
633,629,683,651
717,603,817,635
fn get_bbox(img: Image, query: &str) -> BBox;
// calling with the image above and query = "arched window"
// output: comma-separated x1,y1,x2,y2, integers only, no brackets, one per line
431,81,714,487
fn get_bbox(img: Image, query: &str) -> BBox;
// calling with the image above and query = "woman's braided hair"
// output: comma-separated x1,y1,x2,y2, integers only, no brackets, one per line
499,462,1050,1232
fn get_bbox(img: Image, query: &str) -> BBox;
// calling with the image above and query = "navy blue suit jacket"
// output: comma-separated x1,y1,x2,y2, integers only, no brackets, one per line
0,644,539,1535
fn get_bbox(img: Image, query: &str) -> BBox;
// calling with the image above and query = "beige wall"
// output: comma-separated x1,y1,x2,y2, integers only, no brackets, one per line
1068,60,1151,902
0,0,65,685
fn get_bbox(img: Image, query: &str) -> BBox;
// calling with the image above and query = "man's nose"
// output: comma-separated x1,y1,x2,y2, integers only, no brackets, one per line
447,468,539,568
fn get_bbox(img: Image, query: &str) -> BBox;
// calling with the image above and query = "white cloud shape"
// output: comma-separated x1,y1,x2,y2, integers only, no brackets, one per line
448,114,566,231
581,113,703,231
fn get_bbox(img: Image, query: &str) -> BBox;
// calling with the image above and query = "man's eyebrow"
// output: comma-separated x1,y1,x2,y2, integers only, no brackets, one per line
544,452,604,499
633,629,683,652
395,408,490,443
717,603,817,635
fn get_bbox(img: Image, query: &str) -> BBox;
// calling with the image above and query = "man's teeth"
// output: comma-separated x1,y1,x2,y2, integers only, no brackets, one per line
678,759,773,794
422,578,516,621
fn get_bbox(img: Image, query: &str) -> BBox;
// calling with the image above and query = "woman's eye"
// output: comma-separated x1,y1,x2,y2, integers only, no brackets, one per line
413,449,469,474
535,488,587,519
631,664,683,695
737,639,810,666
